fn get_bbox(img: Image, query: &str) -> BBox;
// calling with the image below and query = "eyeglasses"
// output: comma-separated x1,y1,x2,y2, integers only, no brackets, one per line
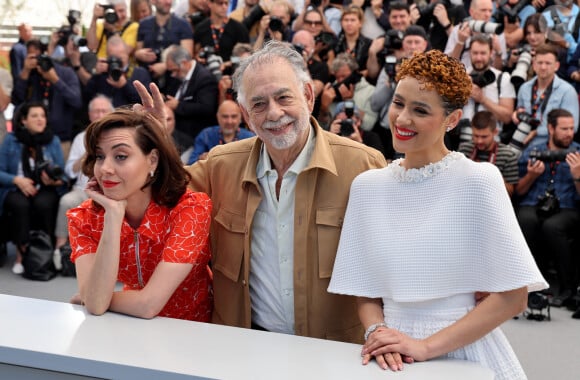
304,20,322,26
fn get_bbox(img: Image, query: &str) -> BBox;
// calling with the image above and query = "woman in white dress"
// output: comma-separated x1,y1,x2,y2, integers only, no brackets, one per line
328,50,547,380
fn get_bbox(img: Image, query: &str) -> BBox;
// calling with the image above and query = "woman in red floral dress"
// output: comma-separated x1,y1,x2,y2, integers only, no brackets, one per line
68,106,212,322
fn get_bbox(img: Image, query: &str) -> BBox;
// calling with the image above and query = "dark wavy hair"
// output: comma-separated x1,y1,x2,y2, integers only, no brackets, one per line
82,109,191,208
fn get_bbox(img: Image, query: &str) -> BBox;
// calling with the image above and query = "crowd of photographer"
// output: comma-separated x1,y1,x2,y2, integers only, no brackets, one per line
1,0,580,319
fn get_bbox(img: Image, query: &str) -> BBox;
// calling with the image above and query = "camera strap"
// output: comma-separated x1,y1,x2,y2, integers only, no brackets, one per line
210,19,228,53
470,141,497,164
530,79,553,120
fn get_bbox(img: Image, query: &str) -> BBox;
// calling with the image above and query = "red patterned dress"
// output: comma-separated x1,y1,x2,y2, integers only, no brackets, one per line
68,189,213,321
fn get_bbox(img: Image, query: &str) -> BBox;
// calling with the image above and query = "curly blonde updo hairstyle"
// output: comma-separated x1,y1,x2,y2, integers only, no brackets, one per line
396,50,471,114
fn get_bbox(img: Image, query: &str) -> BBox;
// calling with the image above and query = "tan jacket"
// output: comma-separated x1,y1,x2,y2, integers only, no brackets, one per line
187,119,387,343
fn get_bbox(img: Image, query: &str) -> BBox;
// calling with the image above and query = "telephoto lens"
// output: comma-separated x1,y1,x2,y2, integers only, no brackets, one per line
468,20,504,34
508,112,540,152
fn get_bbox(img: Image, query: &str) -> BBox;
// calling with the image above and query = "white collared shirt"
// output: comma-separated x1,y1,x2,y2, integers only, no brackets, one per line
175,60,196,100
250,126,315,334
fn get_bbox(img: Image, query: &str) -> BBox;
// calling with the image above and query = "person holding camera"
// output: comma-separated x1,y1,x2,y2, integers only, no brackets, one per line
194,0,250,67
413,0,467,52
328,101,385,157
164,44,219,140
541,0,579,63
445,0,507,72
515,108,580,309
0,101,67,275
510,43,578,148
457,34,515,147
135,0,194,85
12,39,82,160
253,0,294,50
458,111,519,196
87,0,138,59
320,53,377,131
332,5,371,76
84,36,152,108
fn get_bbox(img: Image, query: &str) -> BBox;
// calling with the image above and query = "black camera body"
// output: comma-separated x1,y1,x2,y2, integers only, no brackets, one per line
36,54,54,72
36,161,64,182
419,0,451,19
339,100,356,136
493,0,529,25
269,16,284,33
315,31,337,48
377,29,404,64
536,188,560,218
107,56,124,81
99,4,119,24
189,12,207,29
383,55,398,81
530,147,578,163
199,46,216,60
470,69,496,88
332,71,362,102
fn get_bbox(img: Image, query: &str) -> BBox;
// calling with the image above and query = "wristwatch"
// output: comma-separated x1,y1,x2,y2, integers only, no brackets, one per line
364,322,388,341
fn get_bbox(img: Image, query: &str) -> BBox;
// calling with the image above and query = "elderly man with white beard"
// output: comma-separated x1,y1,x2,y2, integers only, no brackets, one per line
185,41,387,343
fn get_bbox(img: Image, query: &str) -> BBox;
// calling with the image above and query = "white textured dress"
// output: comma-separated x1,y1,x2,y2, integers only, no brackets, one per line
328,152,548,380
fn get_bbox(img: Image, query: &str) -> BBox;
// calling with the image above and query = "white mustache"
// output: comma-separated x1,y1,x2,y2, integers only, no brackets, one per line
262,116,296,130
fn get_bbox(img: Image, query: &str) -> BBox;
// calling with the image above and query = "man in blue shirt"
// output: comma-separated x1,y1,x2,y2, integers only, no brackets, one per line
187,100,254,164
511,43,579,149
515,108,580,308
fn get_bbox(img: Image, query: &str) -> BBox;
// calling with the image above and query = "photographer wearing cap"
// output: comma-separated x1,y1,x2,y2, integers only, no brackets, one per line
84,35,152,108
328,101,385,157
87,0,138,59
515,108,580,309
444,0,507,72
456,34,515,147
320,53,377,131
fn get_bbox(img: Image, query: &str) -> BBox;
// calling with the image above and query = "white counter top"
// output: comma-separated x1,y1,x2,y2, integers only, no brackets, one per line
0,294,495,379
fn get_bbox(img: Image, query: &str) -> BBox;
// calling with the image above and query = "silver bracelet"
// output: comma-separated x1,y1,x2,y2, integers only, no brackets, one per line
364,322,388,341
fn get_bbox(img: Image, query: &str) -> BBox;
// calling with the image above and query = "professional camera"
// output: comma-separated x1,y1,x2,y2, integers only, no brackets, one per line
493,0,529,25
315,31,337,48
508,112,540,152
457,118,474,146
376,29,404,65
206,53,224,80
511,45,532,90
530,147,579,163
36,161,64,182
107,56,124,81
418,0,451,19
468,20,504,34
339,100,356,136
383,55,398,82
332,71,362,102
199,46,216,60
36,54,54,71
525,291,551,321
268,16,284,33
470,69,496,88
292,43,305,56
98,4,119,24
536,187,560,218
56,25,88,48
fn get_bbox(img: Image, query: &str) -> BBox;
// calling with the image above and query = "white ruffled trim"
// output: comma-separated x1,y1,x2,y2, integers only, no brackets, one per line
388,151,464,183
